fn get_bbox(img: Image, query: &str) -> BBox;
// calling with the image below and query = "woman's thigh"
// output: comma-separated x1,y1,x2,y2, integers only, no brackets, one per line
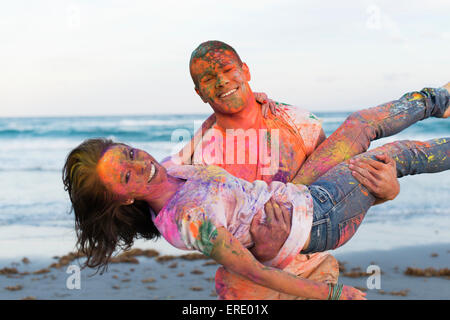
293,88,447,185
302,161,376,253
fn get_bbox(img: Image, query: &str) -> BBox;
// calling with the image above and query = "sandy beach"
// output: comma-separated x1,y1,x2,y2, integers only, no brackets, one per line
0,243,448,300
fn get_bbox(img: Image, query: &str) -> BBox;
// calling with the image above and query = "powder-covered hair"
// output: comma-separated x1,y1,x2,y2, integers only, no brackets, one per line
62,138,160,273
189,40,243,87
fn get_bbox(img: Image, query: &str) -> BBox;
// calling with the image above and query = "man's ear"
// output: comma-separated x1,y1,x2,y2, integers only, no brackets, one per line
121,198,134,206
195,87,208,103
242,63,251,82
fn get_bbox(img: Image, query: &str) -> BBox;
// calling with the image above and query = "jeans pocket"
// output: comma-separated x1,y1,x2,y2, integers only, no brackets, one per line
335,213,365,249
310,185,334,205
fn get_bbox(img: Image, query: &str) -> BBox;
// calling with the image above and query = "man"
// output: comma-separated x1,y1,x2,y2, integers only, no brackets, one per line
162,40,400,299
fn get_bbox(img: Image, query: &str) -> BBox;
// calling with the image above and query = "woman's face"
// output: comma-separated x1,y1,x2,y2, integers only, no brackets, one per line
96,144,166,201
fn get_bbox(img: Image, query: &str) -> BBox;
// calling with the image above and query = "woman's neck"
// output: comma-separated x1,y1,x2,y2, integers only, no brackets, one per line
144,175,185,214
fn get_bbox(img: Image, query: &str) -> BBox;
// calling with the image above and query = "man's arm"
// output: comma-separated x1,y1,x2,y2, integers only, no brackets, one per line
161,113,216,168
316,128,327,147
250,124,398,261
250,108,323,261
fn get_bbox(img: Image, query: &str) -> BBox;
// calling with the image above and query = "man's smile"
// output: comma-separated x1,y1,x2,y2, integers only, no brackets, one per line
218,86,239,99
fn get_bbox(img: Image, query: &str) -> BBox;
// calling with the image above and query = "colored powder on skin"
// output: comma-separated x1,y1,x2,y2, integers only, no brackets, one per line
195,220,218,257
191,50,248,113
189,221,199,239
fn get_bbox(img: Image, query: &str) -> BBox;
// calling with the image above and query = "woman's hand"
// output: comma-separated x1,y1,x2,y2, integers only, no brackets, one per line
340,285,367,300
254,92,277,118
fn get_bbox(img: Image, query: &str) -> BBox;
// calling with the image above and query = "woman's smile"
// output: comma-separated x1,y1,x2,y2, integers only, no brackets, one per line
147,162,157,183
97,144,164,200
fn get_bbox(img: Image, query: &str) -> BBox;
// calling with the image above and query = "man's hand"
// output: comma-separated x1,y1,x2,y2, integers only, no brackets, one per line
249,198,292,262
348,153,400,204
254,92,277,118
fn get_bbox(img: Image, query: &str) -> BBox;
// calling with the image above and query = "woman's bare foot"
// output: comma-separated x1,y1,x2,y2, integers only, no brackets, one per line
443,82,450,118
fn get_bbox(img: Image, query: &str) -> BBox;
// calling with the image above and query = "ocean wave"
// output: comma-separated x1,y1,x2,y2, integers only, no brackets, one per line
118,119,207,127
1,114,447,140
0,139,176,172
320,117,348,123
0,127,176,138
0,116,208,137
0,113,447,173
0,167,59,172
0,113,447,239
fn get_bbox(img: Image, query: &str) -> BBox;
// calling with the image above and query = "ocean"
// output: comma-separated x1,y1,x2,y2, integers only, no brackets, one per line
0,113,449,259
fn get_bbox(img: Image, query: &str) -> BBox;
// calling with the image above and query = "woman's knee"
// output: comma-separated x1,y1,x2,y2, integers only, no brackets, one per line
343,111,377,151
345,111,370,128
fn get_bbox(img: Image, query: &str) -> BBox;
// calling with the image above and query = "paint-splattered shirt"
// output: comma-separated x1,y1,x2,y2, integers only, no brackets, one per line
152,165,314,269
188,103,323,183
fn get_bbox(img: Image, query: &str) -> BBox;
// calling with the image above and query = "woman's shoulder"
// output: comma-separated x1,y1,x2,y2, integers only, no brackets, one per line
168,164,241,185
166,164,200,178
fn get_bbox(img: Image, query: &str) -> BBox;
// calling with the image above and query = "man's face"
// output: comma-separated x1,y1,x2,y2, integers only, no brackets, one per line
190,50,252,114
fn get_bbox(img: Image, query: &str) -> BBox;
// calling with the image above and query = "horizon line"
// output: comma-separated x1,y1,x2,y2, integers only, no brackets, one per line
0,110,355,119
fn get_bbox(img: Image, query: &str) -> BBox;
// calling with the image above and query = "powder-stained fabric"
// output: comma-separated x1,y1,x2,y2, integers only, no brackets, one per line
190,104,323,183
161,103,336,299
151,165,314,269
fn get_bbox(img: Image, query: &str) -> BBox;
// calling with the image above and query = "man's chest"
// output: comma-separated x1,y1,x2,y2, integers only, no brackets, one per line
193,123,307,183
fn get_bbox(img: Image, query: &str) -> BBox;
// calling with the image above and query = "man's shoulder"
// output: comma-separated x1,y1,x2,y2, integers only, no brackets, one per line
273,102,322,129
273,102,323,154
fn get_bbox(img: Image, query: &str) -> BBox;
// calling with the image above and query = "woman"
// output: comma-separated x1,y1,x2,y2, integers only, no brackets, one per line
63,125,449,300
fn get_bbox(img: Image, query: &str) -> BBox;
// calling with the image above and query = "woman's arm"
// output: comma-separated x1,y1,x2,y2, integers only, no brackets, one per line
209,226,366,300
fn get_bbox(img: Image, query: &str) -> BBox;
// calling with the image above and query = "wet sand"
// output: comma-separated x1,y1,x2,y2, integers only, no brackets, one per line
334,243,450,300
0,243,448,300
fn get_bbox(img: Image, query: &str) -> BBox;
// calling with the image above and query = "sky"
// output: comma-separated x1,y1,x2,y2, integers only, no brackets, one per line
1,0,449,117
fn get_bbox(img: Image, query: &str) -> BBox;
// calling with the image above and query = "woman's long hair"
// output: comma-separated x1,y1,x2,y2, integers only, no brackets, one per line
62,138,160,273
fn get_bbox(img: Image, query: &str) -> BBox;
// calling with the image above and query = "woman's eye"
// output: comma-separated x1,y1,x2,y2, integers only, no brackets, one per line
125,171,131,184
